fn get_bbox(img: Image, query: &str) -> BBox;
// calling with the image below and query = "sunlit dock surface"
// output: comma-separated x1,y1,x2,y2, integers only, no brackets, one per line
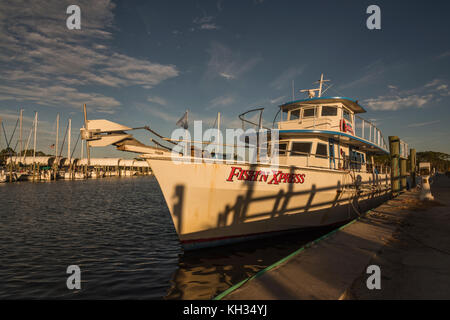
218,174,450,300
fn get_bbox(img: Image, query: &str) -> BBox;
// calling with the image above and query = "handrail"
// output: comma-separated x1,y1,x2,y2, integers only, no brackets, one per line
239,107,271,130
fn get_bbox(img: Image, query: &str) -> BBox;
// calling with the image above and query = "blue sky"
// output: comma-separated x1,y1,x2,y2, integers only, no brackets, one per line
0,0,449,158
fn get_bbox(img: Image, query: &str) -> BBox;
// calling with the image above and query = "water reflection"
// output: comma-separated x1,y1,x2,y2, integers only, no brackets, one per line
166,226,341,300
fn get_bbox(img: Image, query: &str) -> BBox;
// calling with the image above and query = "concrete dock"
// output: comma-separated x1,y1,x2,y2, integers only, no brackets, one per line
218,175,450,300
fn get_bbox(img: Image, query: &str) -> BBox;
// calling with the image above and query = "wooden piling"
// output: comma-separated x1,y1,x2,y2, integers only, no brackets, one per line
410,149,416,188
400,158,407,191
389,136,400,196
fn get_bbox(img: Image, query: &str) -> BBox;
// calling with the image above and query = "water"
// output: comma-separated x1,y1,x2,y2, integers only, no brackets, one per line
0,176,338,299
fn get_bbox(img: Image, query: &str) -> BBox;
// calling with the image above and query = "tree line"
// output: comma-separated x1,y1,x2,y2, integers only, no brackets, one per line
0,148,49,165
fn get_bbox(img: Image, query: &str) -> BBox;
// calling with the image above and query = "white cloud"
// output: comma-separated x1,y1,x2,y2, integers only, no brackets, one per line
0,84,121,113
437,51,450,59
219,72,235,80
270,66,305,90
339,60,387,90
207,95,235,110
200,23,219,30
206,42,262,80
147,108,180,123
270,96,287,104
193,16,220,31
147,96,168,106
365,94,433,111
0,0,178,114
364,80,448,111
407,120,440,128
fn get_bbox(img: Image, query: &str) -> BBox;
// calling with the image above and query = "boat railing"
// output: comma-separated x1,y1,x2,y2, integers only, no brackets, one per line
353,115,389,152
278,113,389,152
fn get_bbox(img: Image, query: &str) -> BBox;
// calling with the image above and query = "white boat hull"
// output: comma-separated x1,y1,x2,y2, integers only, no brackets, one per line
148,158,391,249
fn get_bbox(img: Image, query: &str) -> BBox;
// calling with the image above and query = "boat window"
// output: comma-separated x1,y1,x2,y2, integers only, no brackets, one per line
289,109,300,120
275,142,288,156
321,106,338,116
303,107,316,118
282,109,289,121
291,142,312,156
350,150,365,169
343,109,352,122
315,143,328,158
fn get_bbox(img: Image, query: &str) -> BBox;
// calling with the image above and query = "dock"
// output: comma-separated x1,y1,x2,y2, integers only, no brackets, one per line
216,174,450,300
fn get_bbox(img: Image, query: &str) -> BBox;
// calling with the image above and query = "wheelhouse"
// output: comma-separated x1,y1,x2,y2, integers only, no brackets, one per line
274,97,389,173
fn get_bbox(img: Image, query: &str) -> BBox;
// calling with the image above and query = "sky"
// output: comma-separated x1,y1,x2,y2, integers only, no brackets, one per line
0,0,449,159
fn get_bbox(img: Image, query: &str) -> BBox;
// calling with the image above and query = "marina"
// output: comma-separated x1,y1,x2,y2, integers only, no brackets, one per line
1,0,449,304
1,75,448,301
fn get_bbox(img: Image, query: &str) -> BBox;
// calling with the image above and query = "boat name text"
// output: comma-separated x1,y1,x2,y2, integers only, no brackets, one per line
226,166,305,185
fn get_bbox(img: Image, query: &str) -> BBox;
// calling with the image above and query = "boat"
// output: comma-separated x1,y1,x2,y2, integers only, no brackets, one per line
73,172,87,180
0,170,8,183
40,170,53,182
80,75,394,249
90,170,104,179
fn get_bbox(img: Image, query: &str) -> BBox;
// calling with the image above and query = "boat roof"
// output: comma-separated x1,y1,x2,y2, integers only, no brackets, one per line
279,96,367,114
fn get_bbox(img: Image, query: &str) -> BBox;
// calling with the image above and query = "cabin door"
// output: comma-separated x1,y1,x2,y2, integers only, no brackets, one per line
328,138,336,169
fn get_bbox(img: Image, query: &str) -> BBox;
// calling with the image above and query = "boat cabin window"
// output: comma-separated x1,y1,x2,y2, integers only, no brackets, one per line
303,107,316,118
321,106,338,116
350,150,365,170
282,109,289,121
289,109,300,121
343,109,352,122
275,142,288,156
315,143,328,158
291,142,312,156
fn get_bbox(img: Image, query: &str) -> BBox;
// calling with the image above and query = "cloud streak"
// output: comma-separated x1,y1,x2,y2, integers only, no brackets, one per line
0,0,178,113
206,42,262,81
364,79,449,111
407,120,440,128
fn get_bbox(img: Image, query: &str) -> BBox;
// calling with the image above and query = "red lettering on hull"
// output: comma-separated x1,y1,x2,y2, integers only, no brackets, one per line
227,167,306,184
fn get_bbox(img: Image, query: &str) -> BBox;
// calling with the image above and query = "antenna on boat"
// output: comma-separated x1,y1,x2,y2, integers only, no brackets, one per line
299,73,330,98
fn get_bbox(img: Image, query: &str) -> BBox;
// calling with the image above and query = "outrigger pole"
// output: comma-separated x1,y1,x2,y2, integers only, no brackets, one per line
80,104,177,156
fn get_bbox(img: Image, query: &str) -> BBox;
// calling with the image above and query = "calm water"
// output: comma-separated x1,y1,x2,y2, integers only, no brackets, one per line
0,176,338,299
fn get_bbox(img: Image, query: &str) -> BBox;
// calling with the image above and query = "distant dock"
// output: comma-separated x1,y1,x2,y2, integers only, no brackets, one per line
215,174,450,300
0,157,152,183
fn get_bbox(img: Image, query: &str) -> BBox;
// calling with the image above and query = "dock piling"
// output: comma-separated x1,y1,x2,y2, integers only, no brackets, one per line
400,158,407,191
410,149,416,188
389,136,400,196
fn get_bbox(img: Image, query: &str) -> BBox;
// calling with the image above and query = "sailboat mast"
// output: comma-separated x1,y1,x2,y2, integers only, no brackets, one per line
55,114,59,158
33,112,37,163
19,109,23,158
68,118,71,162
